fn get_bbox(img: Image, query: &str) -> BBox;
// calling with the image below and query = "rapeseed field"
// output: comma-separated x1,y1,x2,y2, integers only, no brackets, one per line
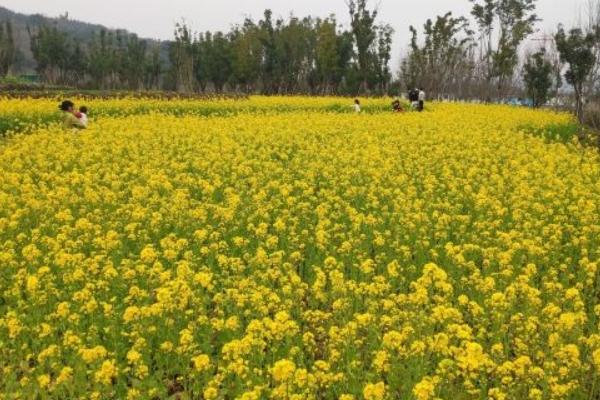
0,98,599,400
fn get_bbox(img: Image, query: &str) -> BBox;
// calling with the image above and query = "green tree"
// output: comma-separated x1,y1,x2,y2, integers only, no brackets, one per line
259,10,278,94
374,24,394,93
470,0,538,98
230,20,262,93
123,33,147,90
161,6,389,95
346,0,378,92
29,25,72,84
170,22,195,92
0,20,16,77
555,25,597,122
206,31,232,93
88,29,117,88
67,42,88,86
193,32,210,92
336,30,356,93
315,17,340,94
523,49,553,107
275,16,315,93
144,45,163,90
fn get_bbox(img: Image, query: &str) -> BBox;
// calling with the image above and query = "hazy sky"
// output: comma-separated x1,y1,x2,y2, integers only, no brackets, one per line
0,0,590,62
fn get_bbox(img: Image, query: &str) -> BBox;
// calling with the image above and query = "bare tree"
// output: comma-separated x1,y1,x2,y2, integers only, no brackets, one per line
470,0,539,100
401,12,475,100
580,0,600,100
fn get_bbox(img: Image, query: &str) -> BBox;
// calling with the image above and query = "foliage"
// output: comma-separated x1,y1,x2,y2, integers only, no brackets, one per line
374,24,394,93
314,17,345,94
165,8,391,95
1,5,162,74
29,25,160,90
469,0,538,98
229,20,262,93
555,26,598,122
0,19,15,77
402,12,474,98
16,2,395,95
29,25,74,85
170,23,195,92
523,49,553,107
347,0,379,92
202,31,231,93
580,104,600,147
87,29,114,89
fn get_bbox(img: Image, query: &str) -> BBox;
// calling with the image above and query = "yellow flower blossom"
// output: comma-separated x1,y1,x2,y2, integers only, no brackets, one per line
94,359,117,385
272,359,296,382
192,354,211,372
363,382,385,400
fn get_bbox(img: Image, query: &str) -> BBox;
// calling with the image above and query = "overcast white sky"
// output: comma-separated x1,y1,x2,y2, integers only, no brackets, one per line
0,0,590,64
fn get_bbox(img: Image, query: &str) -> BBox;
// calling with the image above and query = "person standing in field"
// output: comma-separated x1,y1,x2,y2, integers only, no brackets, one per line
409,88,419,110
59,100,86,130
418,88,426,112
353,98,361,113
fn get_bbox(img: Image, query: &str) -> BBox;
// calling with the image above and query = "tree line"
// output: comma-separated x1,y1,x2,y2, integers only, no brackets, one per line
167,6,393,95
26,25,163,90
0,1,395,95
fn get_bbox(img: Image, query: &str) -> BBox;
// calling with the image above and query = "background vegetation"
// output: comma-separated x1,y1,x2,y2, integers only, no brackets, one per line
3,1,600,131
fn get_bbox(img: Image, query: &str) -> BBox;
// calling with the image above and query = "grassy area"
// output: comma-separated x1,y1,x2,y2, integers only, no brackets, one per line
517,122,581,143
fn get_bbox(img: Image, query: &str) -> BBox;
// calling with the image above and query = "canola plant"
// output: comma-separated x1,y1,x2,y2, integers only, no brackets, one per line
0,98,599,400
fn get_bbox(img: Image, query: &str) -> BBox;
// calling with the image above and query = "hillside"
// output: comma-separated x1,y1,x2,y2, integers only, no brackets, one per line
0,6,168,75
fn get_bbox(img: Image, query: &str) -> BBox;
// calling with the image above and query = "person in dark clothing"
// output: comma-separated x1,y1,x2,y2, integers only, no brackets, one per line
408,88,419,110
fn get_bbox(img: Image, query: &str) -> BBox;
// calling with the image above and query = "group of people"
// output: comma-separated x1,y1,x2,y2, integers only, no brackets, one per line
62,94,425,125
60,100,89,130
408,88,426,112
352,88,426,114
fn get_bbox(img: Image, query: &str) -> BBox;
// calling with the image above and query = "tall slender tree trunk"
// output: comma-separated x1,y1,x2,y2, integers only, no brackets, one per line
575,86,584,124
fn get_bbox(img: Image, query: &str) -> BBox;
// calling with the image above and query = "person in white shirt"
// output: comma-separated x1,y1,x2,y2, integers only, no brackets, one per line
353,98,361,113
418,89,426,112
77,106,88,127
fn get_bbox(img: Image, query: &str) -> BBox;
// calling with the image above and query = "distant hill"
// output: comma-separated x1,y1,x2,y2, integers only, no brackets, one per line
0,6,168,75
